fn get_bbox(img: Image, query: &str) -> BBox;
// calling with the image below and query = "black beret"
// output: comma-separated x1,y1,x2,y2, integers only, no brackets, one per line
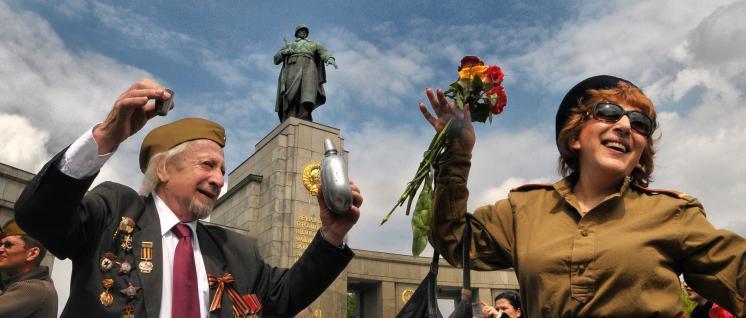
555,75,639,142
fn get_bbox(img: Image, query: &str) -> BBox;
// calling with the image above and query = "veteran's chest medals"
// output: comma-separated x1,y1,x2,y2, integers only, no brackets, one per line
138,241,154,273
122,304,135,318
97,215,145,309
100,278,114,307
99,252,116,272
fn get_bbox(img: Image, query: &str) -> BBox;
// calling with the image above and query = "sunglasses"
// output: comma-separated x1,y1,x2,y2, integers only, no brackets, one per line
587,102,655,136
1,241,16,249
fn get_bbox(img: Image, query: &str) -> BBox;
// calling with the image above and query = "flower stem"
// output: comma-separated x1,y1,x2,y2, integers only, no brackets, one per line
381,118,453,224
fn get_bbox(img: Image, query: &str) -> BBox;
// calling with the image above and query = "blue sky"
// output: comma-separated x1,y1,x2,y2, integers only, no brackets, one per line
2,0,746,312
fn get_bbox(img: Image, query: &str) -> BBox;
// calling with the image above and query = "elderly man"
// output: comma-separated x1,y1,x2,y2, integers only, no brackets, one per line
15,79,362,318
0,220,58,317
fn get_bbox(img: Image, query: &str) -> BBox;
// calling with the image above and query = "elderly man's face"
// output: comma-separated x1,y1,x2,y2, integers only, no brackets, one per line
0,235,29,273
163,139,225,221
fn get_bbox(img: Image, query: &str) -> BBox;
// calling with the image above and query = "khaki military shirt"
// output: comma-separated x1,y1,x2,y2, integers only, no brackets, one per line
430,153,746,317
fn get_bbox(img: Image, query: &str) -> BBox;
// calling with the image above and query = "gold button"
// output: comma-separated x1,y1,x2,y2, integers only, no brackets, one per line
581,229,588,236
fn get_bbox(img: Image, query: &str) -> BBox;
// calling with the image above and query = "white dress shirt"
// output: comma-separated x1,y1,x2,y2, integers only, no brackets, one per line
58,128,210,318
153,193,209,318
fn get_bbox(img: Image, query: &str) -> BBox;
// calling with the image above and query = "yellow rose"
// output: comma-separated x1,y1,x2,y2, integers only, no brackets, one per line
459,65,488,80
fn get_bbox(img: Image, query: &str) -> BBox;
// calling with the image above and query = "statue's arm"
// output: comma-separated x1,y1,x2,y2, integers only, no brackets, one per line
316,43,337,68
274,44,291,65
273,49,285,65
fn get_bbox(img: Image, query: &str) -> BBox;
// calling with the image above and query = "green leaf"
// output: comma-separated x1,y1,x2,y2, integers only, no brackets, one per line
449,82,461,92
469,102,491,123
411,173,433,256
473,76,483,91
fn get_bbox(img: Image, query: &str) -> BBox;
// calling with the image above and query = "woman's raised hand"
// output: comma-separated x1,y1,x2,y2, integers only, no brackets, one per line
419,88,476,155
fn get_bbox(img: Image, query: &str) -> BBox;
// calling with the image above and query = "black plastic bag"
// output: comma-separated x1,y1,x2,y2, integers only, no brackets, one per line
396,223,473,318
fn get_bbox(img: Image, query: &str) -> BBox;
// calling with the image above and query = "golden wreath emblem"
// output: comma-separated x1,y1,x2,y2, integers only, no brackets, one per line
402,288,415,304
302,163,321,196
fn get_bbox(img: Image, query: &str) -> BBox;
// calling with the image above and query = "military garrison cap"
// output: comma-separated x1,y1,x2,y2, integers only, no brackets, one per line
139,118,226,172
555,75,639,144
1,219,25,238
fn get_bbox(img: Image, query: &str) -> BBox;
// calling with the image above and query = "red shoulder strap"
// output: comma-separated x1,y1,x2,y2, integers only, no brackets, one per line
632,184,691,200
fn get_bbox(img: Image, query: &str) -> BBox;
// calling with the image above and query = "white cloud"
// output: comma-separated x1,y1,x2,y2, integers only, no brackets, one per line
476,176,553,206
343,122,434,254
344,122,558,254
0,113,50,171
322,27,437,115
510,0,738,93
0,2,159,188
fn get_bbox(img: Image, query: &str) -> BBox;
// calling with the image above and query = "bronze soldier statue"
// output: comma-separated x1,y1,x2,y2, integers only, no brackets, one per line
274,25,337,122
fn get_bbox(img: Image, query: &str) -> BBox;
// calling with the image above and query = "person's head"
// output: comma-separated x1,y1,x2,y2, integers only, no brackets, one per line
684,283,707,305
139,118,227,222
0,233,46,275
295,25,309,39
556,75,657,187
494,291,522,318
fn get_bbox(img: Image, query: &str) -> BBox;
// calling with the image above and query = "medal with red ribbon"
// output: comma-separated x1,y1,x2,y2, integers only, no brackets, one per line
208,273,262,317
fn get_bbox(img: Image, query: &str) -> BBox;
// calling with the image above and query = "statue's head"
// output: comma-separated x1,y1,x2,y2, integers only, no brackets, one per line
295,24,309,39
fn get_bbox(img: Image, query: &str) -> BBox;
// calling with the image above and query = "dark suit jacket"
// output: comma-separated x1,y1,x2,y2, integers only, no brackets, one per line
15,151,353,317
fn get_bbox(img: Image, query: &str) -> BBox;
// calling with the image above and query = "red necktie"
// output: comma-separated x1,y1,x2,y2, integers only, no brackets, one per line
172,223,200,318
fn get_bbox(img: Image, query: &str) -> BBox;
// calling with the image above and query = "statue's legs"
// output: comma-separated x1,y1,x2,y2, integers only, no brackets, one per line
280,94,314,122
299,101,313,121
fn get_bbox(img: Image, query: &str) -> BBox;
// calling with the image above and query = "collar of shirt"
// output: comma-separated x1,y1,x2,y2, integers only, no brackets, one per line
552,175,632,214
152,192,198,237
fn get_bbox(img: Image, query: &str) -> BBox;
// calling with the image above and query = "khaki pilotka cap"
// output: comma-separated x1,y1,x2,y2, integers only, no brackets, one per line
1,219,26,239
138,118,226,173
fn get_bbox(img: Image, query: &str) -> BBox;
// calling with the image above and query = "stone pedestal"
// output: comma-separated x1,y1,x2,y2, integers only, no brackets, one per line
211,117,348,317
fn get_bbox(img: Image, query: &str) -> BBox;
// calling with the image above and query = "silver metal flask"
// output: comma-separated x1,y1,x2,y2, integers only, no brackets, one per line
320,138,352,214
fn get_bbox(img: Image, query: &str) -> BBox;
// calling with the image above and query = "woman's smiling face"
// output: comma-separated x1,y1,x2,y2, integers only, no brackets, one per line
571,99,648,181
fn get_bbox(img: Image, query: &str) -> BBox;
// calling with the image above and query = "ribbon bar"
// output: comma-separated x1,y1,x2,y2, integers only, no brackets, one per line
208,273,260,317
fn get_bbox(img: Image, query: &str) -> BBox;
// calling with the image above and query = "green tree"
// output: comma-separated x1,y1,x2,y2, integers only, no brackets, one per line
680,285,697,315
347,292,356,318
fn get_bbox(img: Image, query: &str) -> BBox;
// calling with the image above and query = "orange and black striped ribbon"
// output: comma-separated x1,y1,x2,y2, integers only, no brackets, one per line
208,273,258,317
141,242,152,260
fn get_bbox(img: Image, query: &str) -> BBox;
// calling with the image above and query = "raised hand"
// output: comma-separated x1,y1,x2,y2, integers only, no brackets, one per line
418,88,476,155
318,181,362,246
326,58,338,69
92,79,173,154
480,300,498,318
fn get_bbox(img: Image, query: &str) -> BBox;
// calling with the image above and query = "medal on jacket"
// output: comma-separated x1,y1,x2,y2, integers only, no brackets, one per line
100,252,116,272
112,217,135,240
122,304,135,318
120,282,141,300
118,259,133,275
100,278,114,307
120,235,134,253
138,241,153,273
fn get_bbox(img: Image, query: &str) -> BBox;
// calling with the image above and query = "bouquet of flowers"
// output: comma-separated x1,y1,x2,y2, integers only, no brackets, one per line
381,56,507,256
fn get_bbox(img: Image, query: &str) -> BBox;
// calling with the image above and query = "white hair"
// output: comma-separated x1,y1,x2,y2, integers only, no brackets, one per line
138,141,195,196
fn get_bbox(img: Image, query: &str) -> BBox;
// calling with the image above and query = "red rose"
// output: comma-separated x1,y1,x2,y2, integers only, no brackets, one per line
487,85,507,114
485,66,504,84
458,56,484,71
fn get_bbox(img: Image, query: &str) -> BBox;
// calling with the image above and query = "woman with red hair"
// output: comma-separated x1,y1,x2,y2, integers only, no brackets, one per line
420,75,746,317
